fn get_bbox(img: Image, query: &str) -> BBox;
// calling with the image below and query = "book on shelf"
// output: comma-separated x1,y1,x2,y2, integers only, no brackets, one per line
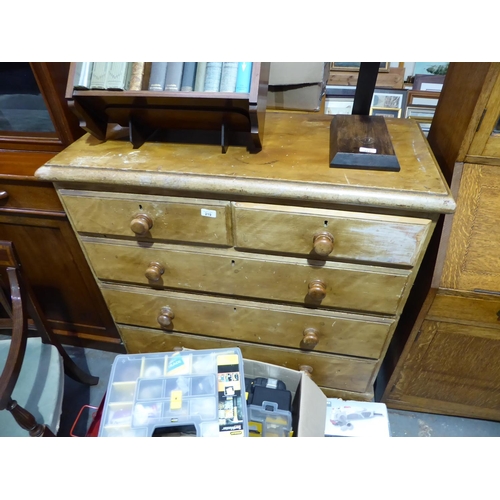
72,61,256,94
220,62,238,92
105,62,132,90
90,62,110,90
204,62,223,92
235,62,253,93
194,62,207,92
180,62,197,92
73,62,94,90
129,62,145,91
148,62,168,91
164,62,184,91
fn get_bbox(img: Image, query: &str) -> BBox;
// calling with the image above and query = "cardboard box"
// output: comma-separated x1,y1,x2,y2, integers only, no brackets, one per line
243,358,326,437
267,62,329,112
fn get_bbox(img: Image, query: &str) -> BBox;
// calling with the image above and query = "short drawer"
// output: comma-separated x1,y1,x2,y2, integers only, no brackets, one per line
0,179,63,212
59,190,232,246
83,239,409,315
232,202,432,267
101,284,395,359
118,325,377,393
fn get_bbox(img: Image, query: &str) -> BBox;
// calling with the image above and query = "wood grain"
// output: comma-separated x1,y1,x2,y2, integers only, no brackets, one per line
60,190,232,246
117,324,377,393
233,202,431,266
427,62,496,183
82,238,410,315
441,163,500,292
100,283,394,359
37,114,454,214
386,320,500,417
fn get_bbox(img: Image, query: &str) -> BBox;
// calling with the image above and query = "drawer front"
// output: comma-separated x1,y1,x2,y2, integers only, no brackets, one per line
101,284,394,359
118,325,377,393
233,202,432,267
0,179,63,212
84,240,409,315
60,190,232,246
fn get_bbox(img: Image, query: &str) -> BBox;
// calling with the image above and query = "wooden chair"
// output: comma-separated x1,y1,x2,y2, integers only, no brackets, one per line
0,240,98,436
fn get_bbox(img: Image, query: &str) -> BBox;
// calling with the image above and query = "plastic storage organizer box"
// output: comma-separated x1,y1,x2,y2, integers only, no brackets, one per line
98,348,248,437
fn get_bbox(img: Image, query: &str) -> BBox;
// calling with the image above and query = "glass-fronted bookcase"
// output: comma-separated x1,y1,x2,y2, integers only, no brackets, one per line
0,62,121,351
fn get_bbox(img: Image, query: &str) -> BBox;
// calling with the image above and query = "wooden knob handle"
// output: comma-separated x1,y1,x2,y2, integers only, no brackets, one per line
308,280,327,301
157,306,175,328
0,190,8,200
299,365,313,377
145,262,164,281
313,232,334,257
130,214,153,235
302,328,319,347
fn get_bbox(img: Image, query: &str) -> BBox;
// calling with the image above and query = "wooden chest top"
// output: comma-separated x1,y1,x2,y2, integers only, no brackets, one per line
35,112,455,214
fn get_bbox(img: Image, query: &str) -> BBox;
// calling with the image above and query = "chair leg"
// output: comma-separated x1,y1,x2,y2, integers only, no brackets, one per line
6,398,56,437
25,277,99,387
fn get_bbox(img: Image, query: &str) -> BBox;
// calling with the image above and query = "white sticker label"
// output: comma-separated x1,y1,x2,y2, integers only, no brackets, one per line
201,208,217,218
359,147,377,154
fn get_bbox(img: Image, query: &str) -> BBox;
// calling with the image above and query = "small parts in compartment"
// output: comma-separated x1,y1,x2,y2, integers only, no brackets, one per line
246,376,293,437
99,348,247,437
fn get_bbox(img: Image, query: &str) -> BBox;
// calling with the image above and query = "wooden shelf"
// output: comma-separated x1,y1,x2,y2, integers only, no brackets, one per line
65,62,270,151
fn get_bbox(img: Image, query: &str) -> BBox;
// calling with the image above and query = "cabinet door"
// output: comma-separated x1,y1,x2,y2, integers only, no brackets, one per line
440,163,500,293
468,71,500,160
384,319,500,420
0,62,82,151
0,211,121,348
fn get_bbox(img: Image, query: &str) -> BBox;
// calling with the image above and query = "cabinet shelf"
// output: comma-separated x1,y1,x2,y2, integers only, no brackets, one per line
65,62,270,151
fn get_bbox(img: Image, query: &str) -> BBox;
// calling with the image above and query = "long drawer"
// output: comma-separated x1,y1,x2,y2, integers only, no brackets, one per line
233,202,432,267
83,239,410,315
59,190,232,246
118,325,377,393
100,284,394,359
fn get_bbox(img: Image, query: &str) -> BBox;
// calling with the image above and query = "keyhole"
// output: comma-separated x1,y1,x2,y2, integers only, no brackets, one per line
324,220,328,227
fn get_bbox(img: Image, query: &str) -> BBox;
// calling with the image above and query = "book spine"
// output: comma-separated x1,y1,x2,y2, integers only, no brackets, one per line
73,62,93,90
148,62,168,91
164,62,184,91
105,62,131,90
204,62,223,92
194,62,207,92
180,62,197,91
219,62,238,92
90,62,110,90
129,62,145,91
235,62,253,93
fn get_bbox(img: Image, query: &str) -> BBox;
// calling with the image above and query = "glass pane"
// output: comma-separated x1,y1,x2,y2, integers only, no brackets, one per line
0,62,56,133
494,116,500,134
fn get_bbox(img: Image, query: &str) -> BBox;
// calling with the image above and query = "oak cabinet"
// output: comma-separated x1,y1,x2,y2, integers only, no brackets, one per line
382,63,500,420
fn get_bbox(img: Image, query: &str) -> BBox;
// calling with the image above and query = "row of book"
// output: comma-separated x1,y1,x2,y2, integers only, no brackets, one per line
73,62,254,93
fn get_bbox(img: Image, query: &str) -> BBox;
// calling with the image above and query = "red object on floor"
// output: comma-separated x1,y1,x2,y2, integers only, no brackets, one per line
86,397,105,436
70,394,105,437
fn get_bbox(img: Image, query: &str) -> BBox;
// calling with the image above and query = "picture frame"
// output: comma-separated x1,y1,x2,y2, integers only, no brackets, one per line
330,62,390,72
413,62,449,76
407,91,441,108
370,88,407,118
406,106,435,120
412,74,446,92
324,96,354,115
370,107,402,118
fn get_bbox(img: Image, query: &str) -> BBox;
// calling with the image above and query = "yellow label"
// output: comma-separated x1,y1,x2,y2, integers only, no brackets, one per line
170,390,182,410
217,354,239,366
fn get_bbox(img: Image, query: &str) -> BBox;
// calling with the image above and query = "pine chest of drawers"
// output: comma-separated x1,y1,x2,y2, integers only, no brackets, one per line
35,113,455,400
